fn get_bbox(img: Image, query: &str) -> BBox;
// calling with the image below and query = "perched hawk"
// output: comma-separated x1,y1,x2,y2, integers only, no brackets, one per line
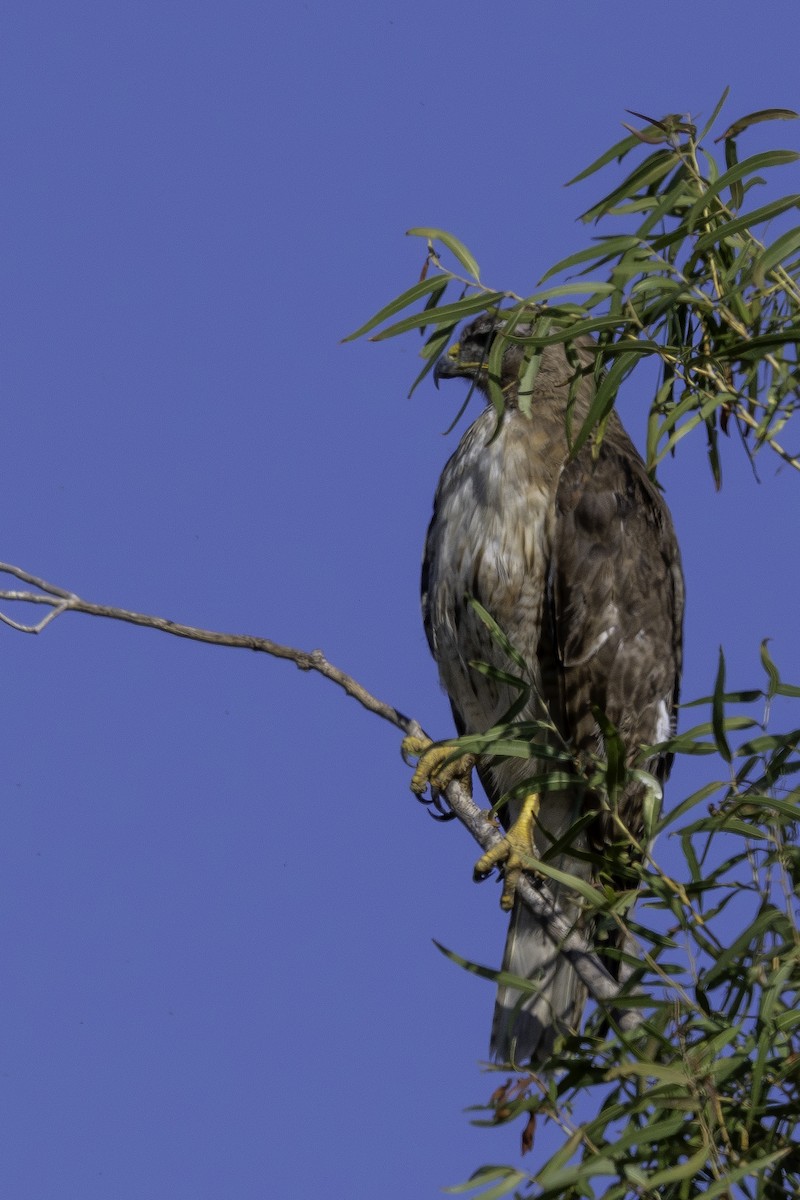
419,314,684,1065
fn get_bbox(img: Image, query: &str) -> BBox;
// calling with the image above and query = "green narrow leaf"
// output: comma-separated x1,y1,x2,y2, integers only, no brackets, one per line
605,1060,688,1085
724,135,744,208
467,597,528,673
579,148,677,224
444,1165,527,1197
407,323,457,398
703,905,781,987
697,86,731,141
733,730,800,756
602,1113,689,1158
593,705,626,797
419,322,457,360
700,144,721,188
516,316,551,415
692,194,800,252
729,793,800,822
568,349,636,458
650,391,728,472
598,338,667,359
748,956,798,1132
522,856,608,908
455,737,566,763
646,376,676,468
655,780,724,832
760,639,781,701
482,303,535,420
526,280,618,301
753,223,800,283
724,136,738,172
485,327,508,420
564,129,645,185
406,227,481,280
700,1151,791,1200
633,168,697,240
510,315,626,349
706,413,722,490
466,662,527,692
684,149,800,231
341,277,448,342
724,327,800,357
370,291,506,341
433,941,550,995
712,648,732,763
718,107,799,140
539,236,642,282
645,1143,713,1188
629,275,685,298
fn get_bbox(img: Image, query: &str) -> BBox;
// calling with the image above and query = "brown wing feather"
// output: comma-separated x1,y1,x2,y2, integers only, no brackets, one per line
551,421,684,840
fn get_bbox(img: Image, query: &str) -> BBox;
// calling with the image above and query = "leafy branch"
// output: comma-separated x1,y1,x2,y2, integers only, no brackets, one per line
451,650,799,1200
346,91,800,486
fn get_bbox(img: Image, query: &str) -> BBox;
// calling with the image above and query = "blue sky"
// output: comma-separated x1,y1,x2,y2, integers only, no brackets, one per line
1,3,798,1197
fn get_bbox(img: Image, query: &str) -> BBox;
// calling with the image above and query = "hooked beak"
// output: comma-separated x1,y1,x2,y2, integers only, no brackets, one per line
433,341,461,388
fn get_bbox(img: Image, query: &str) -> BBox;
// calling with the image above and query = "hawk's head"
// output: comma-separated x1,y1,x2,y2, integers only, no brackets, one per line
433,313,524,392
434,311,593,411
431,312,556,396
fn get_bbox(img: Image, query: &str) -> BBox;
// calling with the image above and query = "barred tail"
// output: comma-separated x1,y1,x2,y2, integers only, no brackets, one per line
490,895,587,1065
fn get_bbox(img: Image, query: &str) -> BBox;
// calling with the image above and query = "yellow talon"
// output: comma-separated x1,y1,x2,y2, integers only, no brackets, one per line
474,792,540,911
401,735,474,798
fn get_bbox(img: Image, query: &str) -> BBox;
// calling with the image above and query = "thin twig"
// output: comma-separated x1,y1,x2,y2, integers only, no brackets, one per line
0,561,415,734
0,560,640,1029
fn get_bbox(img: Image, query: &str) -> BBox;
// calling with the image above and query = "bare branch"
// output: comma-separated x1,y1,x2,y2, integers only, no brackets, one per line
0,561,414,734
0,560,641,1030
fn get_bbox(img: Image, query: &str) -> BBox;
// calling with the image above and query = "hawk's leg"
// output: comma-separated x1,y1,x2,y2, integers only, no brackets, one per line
401,735,475,798
474,792,540,911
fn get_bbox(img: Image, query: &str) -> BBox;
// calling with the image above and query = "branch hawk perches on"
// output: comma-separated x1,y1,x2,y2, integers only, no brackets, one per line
417,314,684,1065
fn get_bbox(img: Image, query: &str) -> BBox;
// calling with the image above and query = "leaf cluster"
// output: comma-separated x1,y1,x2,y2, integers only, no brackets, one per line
442,642,799,1200
346,92,800,485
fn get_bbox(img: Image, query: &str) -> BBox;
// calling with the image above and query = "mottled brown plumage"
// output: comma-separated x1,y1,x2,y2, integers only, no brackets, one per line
422,314,684,1064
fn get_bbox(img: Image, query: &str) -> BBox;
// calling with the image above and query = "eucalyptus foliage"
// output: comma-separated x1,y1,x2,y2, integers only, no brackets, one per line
349,94,799,1199
346,90,800,487
446,644,800,1200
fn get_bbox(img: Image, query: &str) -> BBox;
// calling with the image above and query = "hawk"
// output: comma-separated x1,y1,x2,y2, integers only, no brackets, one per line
416,313,684,1065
